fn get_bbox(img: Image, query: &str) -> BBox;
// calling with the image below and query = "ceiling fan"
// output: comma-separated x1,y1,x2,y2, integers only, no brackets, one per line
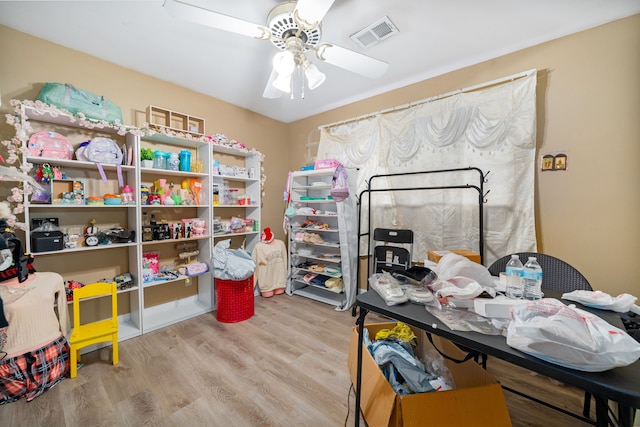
163,0,390,99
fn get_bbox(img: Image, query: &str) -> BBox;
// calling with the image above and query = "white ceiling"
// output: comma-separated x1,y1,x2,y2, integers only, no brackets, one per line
1,1,639,123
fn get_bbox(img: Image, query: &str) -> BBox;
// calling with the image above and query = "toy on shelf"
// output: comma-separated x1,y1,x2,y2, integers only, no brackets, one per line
192,219,206,237
140,185,150,205
121,185,135,205
34,163,54,183
84,219,99,246
168,182,181,205
65,280,84,301
142,252,160,282
179,179,194,205
189,178,202,205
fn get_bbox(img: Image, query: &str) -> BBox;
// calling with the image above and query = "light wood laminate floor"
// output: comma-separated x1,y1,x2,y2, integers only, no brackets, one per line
1,294,598,426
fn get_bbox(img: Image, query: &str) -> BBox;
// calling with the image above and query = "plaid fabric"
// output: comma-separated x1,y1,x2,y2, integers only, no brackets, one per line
0,328,6,361
0,335,69,404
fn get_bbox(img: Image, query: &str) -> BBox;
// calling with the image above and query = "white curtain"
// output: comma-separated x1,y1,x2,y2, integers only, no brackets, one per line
317,71,537,267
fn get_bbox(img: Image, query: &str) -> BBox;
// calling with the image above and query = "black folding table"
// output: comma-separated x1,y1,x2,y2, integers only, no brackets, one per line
353,291,640,427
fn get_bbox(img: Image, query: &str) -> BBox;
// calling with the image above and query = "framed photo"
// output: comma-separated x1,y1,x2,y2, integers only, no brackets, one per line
554,153,567,171
541,155,554,171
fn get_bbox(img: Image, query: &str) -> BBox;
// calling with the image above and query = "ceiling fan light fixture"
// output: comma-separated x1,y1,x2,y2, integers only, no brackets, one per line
301,57,326,90
272,72,293,94
263,68,288,98
272,50,296,76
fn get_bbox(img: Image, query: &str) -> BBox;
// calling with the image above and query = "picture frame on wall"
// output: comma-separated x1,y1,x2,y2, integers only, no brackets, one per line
554,153,567,170
541,153,568,171
541,154,554,171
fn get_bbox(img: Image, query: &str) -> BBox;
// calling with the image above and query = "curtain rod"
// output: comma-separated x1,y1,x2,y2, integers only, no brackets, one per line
319,68,536,131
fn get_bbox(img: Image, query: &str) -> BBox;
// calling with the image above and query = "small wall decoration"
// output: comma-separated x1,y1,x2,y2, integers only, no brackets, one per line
541,152,568,172
554,153,567,171
542,155,554,171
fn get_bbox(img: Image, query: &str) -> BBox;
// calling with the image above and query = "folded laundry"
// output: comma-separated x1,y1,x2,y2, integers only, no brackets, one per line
315,253,341,262
300,219,330,229
325,277,344,293
303,232,325,244
309,264,326,273
296,261,313,269
303,273,318,283
296,207,316,215
324,265,341,276
310,275,329,287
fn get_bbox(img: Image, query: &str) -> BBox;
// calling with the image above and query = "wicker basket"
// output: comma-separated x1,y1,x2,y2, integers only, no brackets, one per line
215,276,254,323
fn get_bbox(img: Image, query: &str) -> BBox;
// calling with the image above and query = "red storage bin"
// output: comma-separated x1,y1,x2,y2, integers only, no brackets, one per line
215,276,254,323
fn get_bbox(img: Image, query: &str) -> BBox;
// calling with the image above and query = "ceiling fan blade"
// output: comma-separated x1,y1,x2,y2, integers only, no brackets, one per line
262,68,285,99
164,0,270,40
315,43,389,79
294,0,335,28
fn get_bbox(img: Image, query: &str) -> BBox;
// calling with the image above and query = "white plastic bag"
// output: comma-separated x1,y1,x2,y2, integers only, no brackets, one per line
434,253,496,295
431,276,484,300
561,290,637,313
506,298,640,372
369,272,408,306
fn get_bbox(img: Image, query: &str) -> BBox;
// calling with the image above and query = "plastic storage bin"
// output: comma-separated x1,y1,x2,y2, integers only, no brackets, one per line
215,276,254,323
153,150,168,169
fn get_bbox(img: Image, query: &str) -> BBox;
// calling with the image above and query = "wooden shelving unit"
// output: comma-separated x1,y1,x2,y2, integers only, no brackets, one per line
147,105,205,137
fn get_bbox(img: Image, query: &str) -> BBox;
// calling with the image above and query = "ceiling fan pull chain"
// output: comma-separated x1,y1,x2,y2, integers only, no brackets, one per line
299,64,306,99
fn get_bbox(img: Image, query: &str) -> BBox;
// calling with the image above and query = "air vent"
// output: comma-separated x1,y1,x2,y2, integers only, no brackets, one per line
350,16,399,49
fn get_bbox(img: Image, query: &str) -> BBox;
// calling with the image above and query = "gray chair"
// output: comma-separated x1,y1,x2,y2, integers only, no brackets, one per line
488,252,592,292
488,252,595,418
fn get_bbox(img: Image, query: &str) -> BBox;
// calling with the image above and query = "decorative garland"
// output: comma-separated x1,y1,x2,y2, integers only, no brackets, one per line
1,99,266,230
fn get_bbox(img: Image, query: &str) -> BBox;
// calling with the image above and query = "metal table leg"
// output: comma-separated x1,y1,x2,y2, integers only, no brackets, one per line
354,306,369,427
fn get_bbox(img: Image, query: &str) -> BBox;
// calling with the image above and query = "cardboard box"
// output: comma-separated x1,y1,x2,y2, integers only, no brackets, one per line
428,249,481,264
348,322,511,427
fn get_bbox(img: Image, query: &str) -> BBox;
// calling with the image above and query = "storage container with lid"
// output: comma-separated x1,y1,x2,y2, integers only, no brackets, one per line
153,150,169,169
167,152,180,171
179,150,191,172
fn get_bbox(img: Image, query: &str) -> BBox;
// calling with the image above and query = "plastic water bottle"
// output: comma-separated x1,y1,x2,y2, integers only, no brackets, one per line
179,150,191,172
505,254,524,299
523,257,543,300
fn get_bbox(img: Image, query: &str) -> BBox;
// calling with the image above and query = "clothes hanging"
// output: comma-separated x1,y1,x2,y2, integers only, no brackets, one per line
251,239,287,294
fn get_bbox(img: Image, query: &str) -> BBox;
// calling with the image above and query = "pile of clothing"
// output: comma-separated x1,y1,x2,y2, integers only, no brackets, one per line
298,273,343,293
363,322,454,395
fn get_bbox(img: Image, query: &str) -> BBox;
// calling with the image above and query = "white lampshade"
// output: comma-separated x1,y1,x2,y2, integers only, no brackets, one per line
272,72,292,93
304,62,326,90
272,51,295,76
263,68,285,98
